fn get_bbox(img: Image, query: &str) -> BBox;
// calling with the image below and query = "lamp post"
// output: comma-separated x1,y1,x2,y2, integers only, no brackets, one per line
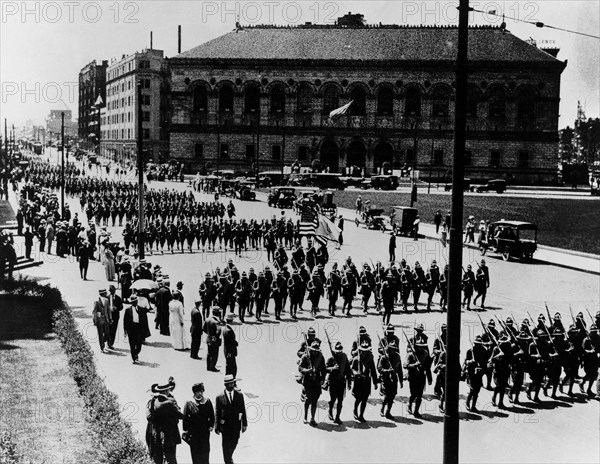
443,1,470,463
409,118,419,207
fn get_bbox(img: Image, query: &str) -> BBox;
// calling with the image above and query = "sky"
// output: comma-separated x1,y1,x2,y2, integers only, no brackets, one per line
1,0,598,130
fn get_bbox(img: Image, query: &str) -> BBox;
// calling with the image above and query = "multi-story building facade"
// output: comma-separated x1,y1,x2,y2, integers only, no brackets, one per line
46,101,78,140
169,15,566,184
100,49,170,163
78,60,108,144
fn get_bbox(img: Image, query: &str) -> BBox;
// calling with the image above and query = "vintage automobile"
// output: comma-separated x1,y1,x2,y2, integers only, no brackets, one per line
482,220,538,261
355,207,387,231
390,206,418,236
320,190,337,221
288,173,346,190
476,179,507,194
237,180,256,201
371,175,399,190
268,187,297,209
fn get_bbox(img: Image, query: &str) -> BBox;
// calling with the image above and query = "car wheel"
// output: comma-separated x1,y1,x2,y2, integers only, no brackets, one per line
501,249,510,261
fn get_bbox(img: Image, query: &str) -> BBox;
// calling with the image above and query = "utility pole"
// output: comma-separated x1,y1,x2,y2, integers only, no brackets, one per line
428,138,434,194
443,1,469,463
4,119,7,169
255,116,260,182
281,124,286,180
61,112,65,220
410,120,419,207
137,83,145,260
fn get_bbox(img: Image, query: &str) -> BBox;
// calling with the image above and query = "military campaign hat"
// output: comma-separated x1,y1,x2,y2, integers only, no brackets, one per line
386,324,394,333
334,341,343,351
474,335,484,344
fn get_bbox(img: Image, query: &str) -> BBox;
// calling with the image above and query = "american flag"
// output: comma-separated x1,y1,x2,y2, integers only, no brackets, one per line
299,204,319,236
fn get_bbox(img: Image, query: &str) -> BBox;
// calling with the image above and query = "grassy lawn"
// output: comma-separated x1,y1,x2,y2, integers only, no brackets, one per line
0,296,96,464
332,190,600,255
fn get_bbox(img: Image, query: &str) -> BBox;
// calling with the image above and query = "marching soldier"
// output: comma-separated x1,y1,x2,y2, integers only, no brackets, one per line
291,241,305,270
305,239,317,273
412,262,426,311
298,340,327,426
509,330,531,404
490,334,512,408
199,272,217,320
410,324,433,386
544,327,563,398
380,271,396,326
526,329,546,402
288,269,303,320
203,308,222,372
252,271,268,321
581,325,599,396
359,264,375,314
263,266,274,315
326,263,342,316
473,259,490,308
247,268,258,316
438,264,449,311
463,335,486,412
400,264,412,312
432,324,447,399
560,325,579,396
351,339,378,422
325,341,352,425
307,269,324,318
461,265,475,310
341,267,357,316
404,340,426,418
377,339,400,418
235,271,252,323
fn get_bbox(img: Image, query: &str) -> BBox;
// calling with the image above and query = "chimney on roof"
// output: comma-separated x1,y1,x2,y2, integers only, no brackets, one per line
178,25,181,54
150,31,153,49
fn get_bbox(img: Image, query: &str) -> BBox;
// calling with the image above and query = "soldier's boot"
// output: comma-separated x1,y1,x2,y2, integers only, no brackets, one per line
408,398,414,415
328,401,334,421
526,386,532,401
335,402,343,424
358,402,367,422
543,383,549,397
380,403,386,417
413,397,422,418
551,384,559,399
497,392,506,409
353,400,360,421
385,404,394,419
491,393,497,406
568,380,575,396
471,394,479,412
465,393,472,411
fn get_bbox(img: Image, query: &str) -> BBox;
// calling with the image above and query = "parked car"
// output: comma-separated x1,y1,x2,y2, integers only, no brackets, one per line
288,173,346,190
268,187,297,209
482,220,538,261
476,179,507,194
390,206,418,236
371,175,399,190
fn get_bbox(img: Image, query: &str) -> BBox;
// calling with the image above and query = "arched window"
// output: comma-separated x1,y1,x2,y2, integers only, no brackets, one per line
466,84,480,118
192,86,208,113
377,87,394,116
488,86,506,118
270,85,286,114
296,84,312,113
405,87,421,116
350,86,366,116
431,85,451,117
322,85,340,115
218,85,234,113
244,85,260,114
517,87,536,121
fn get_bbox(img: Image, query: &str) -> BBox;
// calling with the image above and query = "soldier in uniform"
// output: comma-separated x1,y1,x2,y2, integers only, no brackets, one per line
380,271,396,326
307,269,324,318
581,325,599,396
298,340,327,426
400,264,412,312
288,269,303,320
235,271,252,323
199,273,216,320
223,314,239,378
326,263,341,316
508,330,531,404
526,329,546,402
438,264,449,311
404,340,426,418
359,264,375,314
203,308,222,372
461,265,475,310
291,241,305,270
473,259,490,308
351,339,378,422
412,262,426,311
543,327,563,398
325,341,352,424
463,335,486,412
305,239,317,273
341,268,357,315
252,271,268,322
377,339,400,418
432,324,447,399
490,334,512,408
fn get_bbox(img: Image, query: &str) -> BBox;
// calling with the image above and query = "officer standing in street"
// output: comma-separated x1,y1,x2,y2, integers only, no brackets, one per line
223,314,238,378
203,308,222,372
190,298,203,360
325,341,352,425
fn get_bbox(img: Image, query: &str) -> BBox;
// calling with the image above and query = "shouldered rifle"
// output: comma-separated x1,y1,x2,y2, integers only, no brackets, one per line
569,305,576,325
402,329,419,368
529,311,558,354
324,327,336,365
477,312,498,346
302,332,313,370
544,302,552,328
585,308,594,324
495,316,517,344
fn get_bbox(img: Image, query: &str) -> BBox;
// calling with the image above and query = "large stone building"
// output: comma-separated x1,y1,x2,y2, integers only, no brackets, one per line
100,49,170,163
46,100,78,140
78,59,108,144
169,15,566,184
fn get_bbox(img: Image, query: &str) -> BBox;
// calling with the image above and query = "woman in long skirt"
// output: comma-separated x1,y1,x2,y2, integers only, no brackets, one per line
169,291,188,350
104,244,116,281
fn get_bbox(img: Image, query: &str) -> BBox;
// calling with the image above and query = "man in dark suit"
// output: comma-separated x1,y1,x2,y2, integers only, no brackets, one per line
92,289,111,353
215,375,247,464
222,314,238,377
107,284,123,350
123,295,149,363
155,279,172,335
190,298,203,360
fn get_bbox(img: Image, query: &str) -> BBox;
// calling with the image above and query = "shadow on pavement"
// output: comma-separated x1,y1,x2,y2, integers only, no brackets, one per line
136,360,160,368
144,341,173,349
459,411,483,421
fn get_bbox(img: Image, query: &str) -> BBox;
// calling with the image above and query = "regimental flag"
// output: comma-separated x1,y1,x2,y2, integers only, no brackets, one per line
299,204,319,236
328,100,353,125
315,214,341,245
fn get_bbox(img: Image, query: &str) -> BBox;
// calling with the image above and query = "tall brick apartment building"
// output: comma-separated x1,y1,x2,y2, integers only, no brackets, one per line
169,16,566,184
78,60,108,144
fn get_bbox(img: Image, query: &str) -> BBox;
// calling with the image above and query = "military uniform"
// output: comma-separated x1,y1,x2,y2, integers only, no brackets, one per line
351,340,378,422
298,341,327,425
325,342,352,424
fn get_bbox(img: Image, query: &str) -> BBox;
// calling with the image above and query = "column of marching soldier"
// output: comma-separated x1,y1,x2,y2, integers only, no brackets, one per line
295,308,600,426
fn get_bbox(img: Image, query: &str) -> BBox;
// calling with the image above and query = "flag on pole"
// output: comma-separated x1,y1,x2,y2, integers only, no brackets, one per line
315,214,341,245
299,204,319,236
328,100,353,124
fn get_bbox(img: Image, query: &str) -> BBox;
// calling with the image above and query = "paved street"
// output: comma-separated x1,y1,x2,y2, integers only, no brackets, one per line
10,164,600,464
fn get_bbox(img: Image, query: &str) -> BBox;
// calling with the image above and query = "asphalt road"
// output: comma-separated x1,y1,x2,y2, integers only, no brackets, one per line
13,154,600,464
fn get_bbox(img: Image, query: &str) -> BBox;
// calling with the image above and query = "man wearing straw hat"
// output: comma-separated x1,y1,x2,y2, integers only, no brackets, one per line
215,374,247,464
92,288,111,353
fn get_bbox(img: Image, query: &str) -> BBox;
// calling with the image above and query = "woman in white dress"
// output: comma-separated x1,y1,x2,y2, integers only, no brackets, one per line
104,244,116,281
169,291,188,350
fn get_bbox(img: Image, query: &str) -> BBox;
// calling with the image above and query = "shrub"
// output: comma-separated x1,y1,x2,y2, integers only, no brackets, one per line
0,277,151,464
0,431,20,464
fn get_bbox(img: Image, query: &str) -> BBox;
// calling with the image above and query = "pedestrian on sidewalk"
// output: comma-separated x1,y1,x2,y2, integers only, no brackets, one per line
92,289,111,353
440,221,448,248
388,232,396,263
24,226,34,259
412,215,421,241
433,210,442,234
183,382,214,464
78,240,90,280
123,295,148,363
